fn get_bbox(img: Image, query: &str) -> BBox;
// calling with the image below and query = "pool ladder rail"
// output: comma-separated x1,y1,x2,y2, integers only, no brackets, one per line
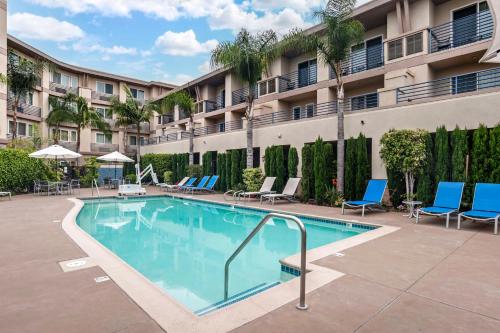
224,212,308,310
91,178,100,197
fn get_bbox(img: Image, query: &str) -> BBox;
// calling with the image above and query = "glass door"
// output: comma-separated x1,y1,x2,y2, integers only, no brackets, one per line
366,37,383,70
453,4,478,47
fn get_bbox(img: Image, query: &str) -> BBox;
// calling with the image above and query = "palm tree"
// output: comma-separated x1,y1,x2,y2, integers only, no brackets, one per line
161,91,196,165
5,51,45,141
111,86,157,164
211,29,293,168
289,0,364,193
46,95,73,144
65,93,111,152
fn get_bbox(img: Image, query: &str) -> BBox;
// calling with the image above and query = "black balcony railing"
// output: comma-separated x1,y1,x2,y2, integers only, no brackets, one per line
346,93,379,112
429,11,493,53
92,91,117,102
7,97,42,118
127,123,150,133
91,143,119,153
49,82,78,95
215,92,225,109
396,67,500,103
278,67,317,93
330,44,384,78
161,114,174,125
231,86,258,106
193,119,244,137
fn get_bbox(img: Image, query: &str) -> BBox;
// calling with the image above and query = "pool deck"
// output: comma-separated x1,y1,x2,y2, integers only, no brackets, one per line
1,187,500,332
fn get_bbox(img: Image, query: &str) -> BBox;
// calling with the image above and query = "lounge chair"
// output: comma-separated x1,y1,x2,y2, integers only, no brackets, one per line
0,191,11,200
180,176,208,192
416,182,464,228
261,178,301,205
172,177,197,192
342,179,387,216
118,184,146,196
236,177,276,201
188,176,219,194
160,176,189,192
458,183,500,234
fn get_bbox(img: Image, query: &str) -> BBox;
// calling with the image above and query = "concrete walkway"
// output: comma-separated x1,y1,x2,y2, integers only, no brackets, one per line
1,188,500,332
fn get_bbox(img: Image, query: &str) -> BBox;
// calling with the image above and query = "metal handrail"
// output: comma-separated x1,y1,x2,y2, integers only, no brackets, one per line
91,178,100,197
223,212,308,310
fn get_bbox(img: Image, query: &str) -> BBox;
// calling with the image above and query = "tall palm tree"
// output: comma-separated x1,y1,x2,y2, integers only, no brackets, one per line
46,95,73,144
161,91,196,165
111,86,157,164
65,93,111,152
289,0,364,193
211,29,294,168
5,51,45,141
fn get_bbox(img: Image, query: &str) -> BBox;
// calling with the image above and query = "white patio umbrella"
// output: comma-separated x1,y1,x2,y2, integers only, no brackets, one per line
29,144,82,178
97,151,134,180
480,0,500,63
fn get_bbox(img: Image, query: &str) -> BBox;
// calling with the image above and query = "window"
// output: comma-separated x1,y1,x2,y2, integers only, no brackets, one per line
388,39,403,60
28,124,33,137
406,32,423,55
71,131,77,142
96,82,114,95
53,72,78,87
96,107,112,119
27,92,34,105
292,106,301,120
258,79,276,97
298,59,317,87
218,122,225,132
8,121,29,136
452,73,477,94
350,93,379,111
259,81,267,96
305,104,315,118
129,135,137,146
96,132,112,144
130,88,145,100
60,130,69,142
193,153,200,165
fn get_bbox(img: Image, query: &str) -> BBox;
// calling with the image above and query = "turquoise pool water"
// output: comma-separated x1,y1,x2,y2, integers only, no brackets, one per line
77,196,373,314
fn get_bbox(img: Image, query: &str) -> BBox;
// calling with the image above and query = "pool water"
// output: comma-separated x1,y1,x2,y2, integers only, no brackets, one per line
77,196,372,314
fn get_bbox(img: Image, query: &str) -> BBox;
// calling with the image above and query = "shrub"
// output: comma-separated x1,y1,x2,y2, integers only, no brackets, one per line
125,173,137,184
0,148,49,193
416,132,434,205
324,143,335,181
301,145,313,203
230,149,240,188
275,145,285,193
313,137,327,205
240,149,247,174
141,153,172,182
387,168,406,208
471,124,490,184
287,147,298,178
171,154,178,182
434,126,450,184
450,126,468,182
187,164,202,179
268,146,276,178
325,185,344,207
81,157,100,187
243,168,264,192
225,151,232,190
217,153,227,191
344,137,356,200
264,147,271,176
355,134,370,199
489,124,500,183
163,171,173,184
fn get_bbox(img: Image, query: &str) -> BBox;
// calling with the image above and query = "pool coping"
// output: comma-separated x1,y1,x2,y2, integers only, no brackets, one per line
62,196,399,333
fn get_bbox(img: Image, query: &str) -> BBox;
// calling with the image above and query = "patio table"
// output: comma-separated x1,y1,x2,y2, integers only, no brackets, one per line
403,200,422,219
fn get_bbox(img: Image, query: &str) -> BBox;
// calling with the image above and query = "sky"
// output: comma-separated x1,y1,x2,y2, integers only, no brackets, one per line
7,0,371,85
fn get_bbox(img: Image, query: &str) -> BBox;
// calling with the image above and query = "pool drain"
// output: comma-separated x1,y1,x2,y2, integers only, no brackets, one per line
66,260,86,268
335,252,345,257
94,276,110,283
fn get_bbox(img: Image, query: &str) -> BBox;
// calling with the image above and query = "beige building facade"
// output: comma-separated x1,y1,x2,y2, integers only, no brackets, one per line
142,0,500,179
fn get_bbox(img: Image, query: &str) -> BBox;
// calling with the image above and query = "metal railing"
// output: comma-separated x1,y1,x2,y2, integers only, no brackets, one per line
59,141,78,151
7,97,42,118
49,82,79,95
429,11,493,53
193,119,244,137
91,90,117,102
215,92,225,109
127,123,150,133
396,67,500,103
346,93,379,112
223,213,308,310
232,86,258,105
161,114,174,125
331,44,384,78
91,143,119,153
278,67,317,93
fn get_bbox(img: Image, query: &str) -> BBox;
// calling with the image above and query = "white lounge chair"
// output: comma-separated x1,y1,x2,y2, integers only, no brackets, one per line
0,191,11,200
236,177,276,201
160,177,189,192
118,184,146,196
261,178,301,205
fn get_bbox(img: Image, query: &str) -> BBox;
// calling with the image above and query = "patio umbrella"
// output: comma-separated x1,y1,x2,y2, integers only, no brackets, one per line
29,144,82,179
480,0,500,63
97,151,134,180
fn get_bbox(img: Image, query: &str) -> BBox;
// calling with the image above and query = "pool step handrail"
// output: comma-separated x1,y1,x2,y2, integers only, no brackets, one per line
91,178,100,197
223,212,308,310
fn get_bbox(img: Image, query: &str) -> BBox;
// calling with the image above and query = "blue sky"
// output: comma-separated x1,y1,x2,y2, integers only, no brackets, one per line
7,0,370,85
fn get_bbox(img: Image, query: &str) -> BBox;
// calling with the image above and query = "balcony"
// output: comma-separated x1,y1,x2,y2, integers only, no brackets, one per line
58,141,78,151
330,44,384,78
396,67,500,103
161,114,174,125
91,91,117,102
278,67,317,93
193,119,244,137
91,143,119,153
7,96,42,118
49,82,78,95
429,11,493,54
127,123,150,133
232,86,258,106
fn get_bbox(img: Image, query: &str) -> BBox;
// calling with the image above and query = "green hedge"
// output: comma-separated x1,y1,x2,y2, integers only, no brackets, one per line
288,147,298,178
141,153,173,182
217,153,227,191
434,126,450,184
0,149,49,193
313,137,327,205
416,132,434,205
301,144,313,203
490,125,500,183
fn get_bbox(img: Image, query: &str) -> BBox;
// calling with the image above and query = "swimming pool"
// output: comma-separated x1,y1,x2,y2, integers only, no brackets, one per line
76,196,375,314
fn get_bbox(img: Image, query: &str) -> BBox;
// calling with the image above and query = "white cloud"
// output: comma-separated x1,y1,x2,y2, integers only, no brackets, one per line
250,0,325,14
171,73,194,85
198,60,211,74
8,13,84,42
155,30,218,56
72,39,137,55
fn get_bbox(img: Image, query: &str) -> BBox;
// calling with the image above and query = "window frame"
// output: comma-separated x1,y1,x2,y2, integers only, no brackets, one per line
388,38,403,61
96,132,112,144
406,32,423,56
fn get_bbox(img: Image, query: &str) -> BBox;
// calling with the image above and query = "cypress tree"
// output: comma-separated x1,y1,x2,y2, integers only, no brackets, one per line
171,154,178,182
269,146,277,177
264,146,271,176
217,153,226,191
231,149,240,188
324,143,334,183
275,145,285,193
355,134,370,199
225,151,232,190
450,126,468,182
202,152,208,176
313,137,327,204
387,168,406,208
471,124,490,184
301,145,312,203
489,125,500,183
435,125,450,184
416,132,434,205
288,147,299,178
344,137,356,200
240,148,247,176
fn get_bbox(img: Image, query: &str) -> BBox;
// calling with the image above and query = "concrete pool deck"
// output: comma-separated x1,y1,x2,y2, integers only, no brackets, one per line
1,187,500,332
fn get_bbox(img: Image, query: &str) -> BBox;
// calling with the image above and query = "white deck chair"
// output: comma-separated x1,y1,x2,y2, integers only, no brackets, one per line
237,177,276,201
261,178,301,205
160,177,189,192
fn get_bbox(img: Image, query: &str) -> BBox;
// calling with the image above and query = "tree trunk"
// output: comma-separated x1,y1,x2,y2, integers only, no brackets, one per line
245,100,254,169
76,128,81,153
405,172,410,201
136,125,141,166
188,117,194,165
12,98,19,141
336,83,345,194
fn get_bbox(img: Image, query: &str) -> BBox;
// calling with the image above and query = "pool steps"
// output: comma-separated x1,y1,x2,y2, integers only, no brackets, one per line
195,281,281,316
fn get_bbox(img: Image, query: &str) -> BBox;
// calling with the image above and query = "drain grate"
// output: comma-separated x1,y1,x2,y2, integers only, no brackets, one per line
59,257,96,272
335,252,345,257
94,276,110,283
66,260,86,268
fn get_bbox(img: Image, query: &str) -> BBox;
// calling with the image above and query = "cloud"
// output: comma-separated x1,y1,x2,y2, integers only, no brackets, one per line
72,39,137,55
8,13,84,42
198,60,211,74
250,0,325,13
155,30,218,56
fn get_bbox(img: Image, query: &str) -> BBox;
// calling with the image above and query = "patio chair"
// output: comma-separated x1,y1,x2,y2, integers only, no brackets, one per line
181,176,209,192
188,176,219,194
261,178,301,205
342,179,387,216
236,177,276,201
70,179,81,194
161,177,190,192
457,183,500,235
416,182,464,228
0,191,11,200
173,177,198,192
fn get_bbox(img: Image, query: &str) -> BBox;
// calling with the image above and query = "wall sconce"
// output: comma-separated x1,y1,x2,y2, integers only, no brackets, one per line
361,120,365,125
278,134,282,139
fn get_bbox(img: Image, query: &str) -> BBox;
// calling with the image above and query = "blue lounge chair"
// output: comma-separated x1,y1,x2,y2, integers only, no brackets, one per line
458,183,500,235
342,179,387,216
175,177,197,191
188,175,219,194
416,182,464,228
181,176,209,192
